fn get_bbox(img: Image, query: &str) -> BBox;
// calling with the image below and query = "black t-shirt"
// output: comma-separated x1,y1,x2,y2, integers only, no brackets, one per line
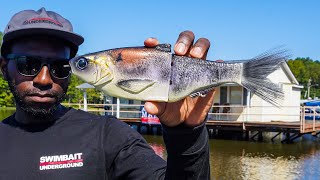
0,108,209,180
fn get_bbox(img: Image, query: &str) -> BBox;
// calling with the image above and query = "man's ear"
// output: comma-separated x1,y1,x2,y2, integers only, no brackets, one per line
0,56,9,80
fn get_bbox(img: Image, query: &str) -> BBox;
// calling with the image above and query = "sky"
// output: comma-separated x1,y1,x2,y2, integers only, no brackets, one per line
0,0,319,61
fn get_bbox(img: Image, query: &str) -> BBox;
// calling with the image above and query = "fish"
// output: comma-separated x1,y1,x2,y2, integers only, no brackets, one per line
69,44,287,106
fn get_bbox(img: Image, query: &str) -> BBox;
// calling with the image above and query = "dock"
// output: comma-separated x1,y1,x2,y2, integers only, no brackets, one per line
119,118,320,143
62,103,320,143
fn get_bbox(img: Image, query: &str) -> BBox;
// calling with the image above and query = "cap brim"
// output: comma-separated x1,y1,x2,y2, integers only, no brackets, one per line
2,28,84,46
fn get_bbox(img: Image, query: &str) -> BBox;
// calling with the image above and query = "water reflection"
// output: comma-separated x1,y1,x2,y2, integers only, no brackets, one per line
144,136,320,180
144,135,167,159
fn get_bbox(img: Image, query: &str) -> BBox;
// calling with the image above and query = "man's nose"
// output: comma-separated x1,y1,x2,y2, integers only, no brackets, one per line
33,66,53,88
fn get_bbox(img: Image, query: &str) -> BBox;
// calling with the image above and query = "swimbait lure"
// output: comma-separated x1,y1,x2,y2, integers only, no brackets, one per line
69,44,286,105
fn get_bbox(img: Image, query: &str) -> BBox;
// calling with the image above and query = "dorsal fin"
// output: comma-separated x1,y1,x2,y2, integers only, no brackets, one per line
155,44,171,52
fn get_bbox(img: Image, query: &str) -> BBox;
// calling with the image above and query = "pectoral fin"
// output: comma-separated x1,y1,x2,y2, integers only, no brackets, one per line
117,79,155,94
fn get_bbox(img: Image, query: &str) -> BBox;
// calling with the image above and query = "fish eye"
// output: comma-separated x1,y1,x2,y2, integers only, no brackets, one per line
76,57,88,70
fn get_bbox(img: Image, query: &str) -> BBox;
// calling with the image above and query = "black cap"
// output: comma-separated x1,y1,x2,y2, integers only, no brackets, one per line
1,7,84,57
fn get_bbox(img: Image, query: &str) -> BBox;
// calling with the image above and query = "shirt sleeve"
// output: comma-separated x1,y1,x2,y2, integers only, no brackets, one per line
102,116,210,180
162,121,210,180
102,117,167,180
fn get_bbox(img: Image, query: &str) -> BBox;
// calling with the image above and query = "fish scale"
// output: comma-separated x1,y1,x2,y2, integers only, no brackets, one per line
169,56,242,102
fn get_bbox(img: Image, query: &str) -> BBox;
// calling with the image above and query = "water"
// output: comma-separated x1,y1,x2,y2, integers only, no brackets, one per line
144,135,320,180
2,109,320,179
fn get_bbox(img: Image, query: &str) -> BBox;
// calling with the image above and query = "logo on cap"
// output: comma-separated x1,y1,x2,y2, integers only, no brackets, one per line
23,17,63,27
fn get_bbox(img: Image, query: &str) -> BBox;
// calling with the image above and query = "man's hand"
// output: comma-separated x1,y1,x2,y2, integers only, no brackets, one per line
144,31,215,127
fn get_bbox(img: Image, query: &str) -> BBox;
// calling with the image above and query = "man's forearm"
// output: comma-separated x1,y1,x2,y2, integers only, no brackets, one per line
163,122,210,180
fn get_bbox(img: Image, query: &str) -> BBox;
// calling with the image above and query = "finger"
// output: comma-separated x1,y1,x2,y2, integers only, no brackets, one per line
174,30,195,55
186,90,216,126
144,37,160,47
189,38,210,59
144,101,166,116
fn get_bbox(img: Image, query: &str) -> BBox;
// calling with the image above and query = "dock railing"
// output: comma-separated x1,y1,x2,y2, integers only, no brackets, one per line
300,106,320,133
207,105,300,122
61,103,320,133
62,103,144,118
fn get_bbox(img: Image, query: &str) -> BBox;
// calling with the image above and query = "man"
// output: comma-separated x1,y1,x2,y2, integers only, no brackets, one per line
0,8,214,179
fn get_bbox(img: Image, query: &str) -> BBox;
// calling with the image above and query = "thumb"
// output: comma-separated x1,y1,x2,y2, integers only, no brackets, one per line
144,101,166,116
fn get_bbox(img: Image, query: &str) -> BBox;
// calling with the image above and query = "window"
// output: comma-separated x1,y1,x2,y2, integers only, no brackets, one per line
229,86,242,105
242,88,248,105
220,87,228,105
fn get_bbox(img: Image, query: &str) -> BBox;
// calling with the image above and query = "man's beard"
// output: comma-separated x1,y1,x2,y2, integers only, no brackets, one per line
8,79,68,119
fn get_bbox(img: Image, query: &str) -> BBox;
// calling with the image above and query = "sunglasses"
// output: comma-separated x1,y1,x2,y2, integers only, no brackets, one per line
5,54,71,79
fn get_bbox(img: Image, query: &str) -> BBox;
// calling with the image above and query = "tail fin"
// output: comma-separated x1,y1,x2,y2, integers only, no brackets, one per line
241,48,289,106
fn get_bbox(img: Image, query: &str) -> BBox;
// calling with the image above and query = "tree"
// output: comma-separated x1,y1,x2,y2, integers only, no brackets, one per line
64,74,103,104
64,74,85,103
86,88,104,104
287,57,320,99
0,76,14,107
0,31,15,107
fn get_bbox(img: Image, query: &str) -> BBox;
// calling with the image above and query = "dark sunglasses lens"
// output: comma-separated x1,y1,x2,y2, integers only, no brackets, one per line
16,56,41,76
51,61,71,78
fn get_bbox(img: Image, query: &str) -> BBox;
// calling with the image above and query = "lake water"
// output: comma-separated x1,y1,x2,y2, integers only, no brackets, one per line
1,109,320,179
144,135,320,180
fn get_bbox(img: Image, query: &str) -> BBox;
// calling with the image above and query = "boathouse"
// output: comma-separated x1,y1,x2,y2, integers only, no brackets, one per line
209,61,303,122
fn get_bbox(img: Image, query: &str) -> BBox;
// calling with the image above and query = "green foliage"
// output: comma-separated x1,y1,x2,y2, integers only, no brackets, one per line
86,88,104,104
64,74,104,104
0,31,15,107
0,75,14,107
287,57,320,99
64,74,84,103
0,31,2,45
